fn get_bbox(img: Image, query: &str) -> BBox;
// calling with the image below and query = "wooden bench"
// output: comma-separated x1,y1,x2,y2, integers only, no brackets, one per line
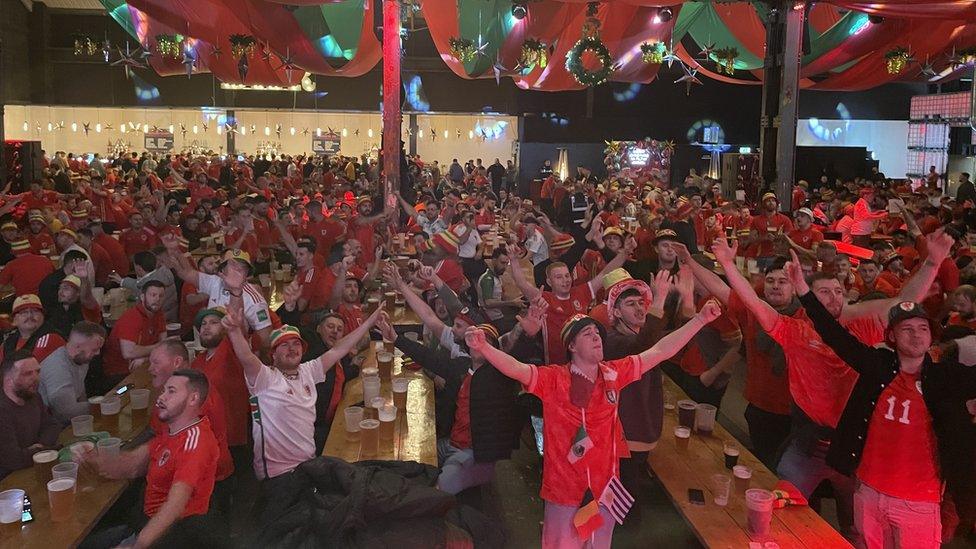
0,366,152,548
648,376,852,549
322,345,437,466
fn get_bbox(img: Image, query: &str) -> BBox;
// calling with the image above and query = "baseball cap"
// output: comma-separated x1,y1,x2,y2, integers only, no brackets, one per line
12,294,43,315
887,301,928,328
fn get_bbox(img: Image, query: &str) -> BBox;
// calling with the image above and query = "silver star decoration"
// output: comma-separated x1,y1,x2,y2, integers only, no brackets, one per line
182,49,197,78
302,128,309,136
180,123,187,139
224,123,239,135
354,129,360,136
946,47,962,70
260,42,274,63
83,123,91,136
275,124,281,138
697,42,717,60
327,127,336,135
456,129,462,139
110,42,149,79
211,44,223,59
104,123,114,131
662,36,680,69
407,127,413,136
102,38,112,63
202,123,208,133
674,63,702,95
919,57,937,78
149,125,160,133
249,125,256,135
276,48,300,83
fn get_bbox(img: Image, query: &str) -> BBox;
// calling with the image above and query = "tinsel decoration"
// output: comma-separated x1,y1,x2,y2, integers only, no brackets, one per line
714,47,739,75
155,34,184,60
229,34,257,60
640,42,665,64
449,37,476,63
566,2,614,87
959,47,976,66
604,140,622,155
884,46,911,74
73,36,99,56
520,39,549,68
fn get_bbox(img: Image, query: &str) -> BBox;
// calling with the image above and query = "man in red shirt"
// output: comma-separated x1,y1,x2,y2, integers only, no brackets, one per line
101,281,166,384
85,369,222,547
304,200,345,261
0,295,64,363
120,212,159,258
507,240,632,364
192,308,250,456
89,219,130,276
787,208,824,254
0,240,54,298
26,213,55,254
346,197,388,269
467,305,720,546
749,192,794,268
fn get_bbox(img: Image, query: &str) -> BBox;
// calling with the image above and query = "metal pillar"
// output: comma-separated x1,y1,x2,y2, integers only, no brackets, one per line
226,110,236,155
382,0,402,206
407,113,418,156
759,1,804,209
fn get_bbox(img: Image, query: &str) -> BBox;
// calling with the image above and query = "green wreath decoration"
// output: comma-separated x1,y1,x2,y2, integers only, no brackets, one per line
566,36,614,87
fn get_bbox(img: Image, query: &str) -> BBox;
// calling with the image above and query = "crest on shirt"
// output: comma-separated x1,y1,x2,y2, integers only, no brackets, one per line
305,384,311,396
257,309,269,322
605,389,617,404
158,449,171,467
916,380,923,395
572,300,582,311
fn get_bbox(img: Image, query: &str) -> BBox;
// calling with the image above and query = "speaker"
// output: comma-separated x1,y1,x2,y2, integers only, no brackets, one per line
2,140,43,193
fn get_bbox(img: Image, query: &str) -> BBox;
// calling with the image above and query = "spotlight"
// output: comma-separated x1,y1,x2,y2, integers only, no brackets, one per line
652,14,661,24
868,14,884,24
658,7,673,22
511,2,527,20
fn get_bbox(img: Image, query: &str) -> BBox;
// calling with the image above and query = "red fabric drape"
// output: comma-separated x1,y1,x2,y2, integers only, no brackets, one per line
823,1,976,22
711,2,767,61
808,3,843,34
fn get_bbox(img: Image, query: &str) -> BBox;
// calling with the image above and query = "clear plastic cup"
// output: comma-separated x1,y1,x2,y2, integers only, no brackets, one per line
71,414,94,436
344,406,364,433
0,489,25,524
363,377,381,405
87,396,104,417
733,465,753,492
378,405,397,442
695,403,717,434
404,332,419,342
52,462,79,481
129,389,151,410
745,488,775,538
96,437,122,459
392,378,410,412
33,449,58,482
712,473,731,506
677,400,697,428
47,478,76,522
663,389,676,410
674,426,691,452
359,419,380,457
100,396,121,416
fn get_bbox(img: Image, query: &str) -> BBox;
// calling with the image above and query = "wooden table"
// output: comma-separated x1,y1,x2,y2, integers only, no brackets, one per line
648,376,851,549
389,303,422,329
0,366,153,548
322,345,437,466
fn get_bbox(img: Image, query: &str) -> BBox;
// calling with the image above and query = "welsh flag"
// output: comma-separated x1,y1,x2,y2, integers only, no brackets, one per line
249,396,261,423
567,424,593,464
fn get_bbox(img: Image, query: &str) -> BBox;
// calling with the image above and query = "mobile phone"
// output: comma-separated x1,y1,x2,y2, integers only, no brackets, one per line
115,384,132,396
725,226,734,246
688,488,705,506
22,493,33,523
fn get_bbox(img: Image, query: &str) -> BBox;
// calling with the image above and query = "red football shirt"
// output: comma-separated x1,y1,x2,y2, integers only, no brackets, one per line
526,356,641,506
449,373,474,450
337,303,364,335
296,267,331,313
750,213,794,258
434,259,468,294
191,338,250,448
144,417,220,518
120,227,158,258
102,304,165,377
727,292,792,415
0,254,54,296
541,284,596,364
787,227,823,251
857,372,940,502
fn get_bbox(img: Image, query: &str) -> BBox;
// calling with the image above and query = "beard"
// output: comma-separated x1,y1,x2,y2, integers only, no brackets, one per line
200,333,224,349
157,399,185,423
14,385,37,401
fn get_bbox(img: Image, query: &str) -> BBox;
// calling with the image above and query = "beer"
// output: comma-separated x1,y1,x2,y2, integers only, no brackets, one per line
378,405,397,443
674,427,691,453
677,400,696,429
47,478,76,522
166,323,181,339
384,291,396,310
392,378,410,412
87,396,103,418
366,298,380,315
376,352,394,381
359,419,379,458
383,339,395,353
32,450,58,483
733,465,752,493
723,444,740,469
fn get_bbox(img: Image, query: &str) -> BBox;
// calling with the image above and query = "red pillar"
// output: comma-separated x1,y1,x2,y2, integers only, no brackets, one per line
382,0,401,207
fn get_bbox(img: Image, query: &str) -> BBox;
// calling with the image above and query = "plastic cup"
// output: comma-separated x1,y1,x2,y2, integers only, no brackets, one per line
747,259,759,274
166,323,182,338
695,403,717,434
663,389,676,410
733,465,753,493
0,489,25,524
361,366,379,378
384,291,396,310
100,396,121,415
376,351,394,381
677,400,697,429
32,450,58,483
47,478,76,522
745,489,775,538
712,474,731,506
383,338,395,353
724,443,740,469
674,426,691,452
68,441,95,463
362,377,381,405
404,332,419,342
129,389,151,410
88,396,104,417
359,419,379,458
96,437,122,459
392,378,410,412
71,414,94,437
344,406,364,434
378,405,397,442
52,462,79,481
366,396,386,421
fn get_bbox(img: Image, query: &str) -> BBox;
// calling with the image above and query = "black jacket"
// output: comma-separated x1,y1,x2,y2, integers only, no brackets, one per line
799,292,976,483
395,334,521,463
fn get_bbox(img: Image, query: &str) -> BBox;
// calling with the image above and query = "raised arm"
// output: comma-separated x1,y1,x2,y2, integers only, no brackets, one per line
220,304,265,381
711,237,780,331
393,191,421,221
159,234,201,286
586,236,637,295
317,307,384,372
505,243,543,301
635,300,720,374
273,218,300,258
384,263,450,339
465,327,533,386
673,242,731,305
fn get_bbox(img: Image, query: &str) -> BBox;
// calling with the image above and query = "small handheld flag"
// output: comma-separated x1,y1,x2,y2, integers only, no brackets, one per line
568,424,593,464
573,488,604,539
599,475,634,525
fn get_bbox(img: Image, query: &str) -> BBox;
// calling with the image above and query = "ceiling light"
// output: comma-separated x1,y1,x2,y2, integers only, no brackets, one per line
511,2,527,20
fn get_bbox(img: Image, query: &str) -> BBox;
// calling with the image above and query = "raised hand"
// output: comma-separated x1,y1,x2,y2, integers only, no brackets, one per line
464,326,488,351
376,313,397,342
652,269,672,299
418,265,435,281
697,298,722,324
221,260,247,291
784,249,807,292
710,237,738,266
342,255,356,271
925,228,953,264
282,280,301,306
221,304,244,331
671,242,693,265
675,263,694,296
623,236,638,255
517,294,548,337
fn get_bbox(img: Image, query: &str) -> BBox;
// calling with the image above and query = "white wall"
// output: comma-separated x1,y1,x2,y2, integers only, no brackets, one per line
3,105,518,163
796,119,908,179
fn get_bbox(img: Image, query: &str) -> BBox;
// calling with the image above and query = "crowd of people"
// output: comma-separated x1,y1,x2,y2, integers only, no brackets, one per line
0,147,974,549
